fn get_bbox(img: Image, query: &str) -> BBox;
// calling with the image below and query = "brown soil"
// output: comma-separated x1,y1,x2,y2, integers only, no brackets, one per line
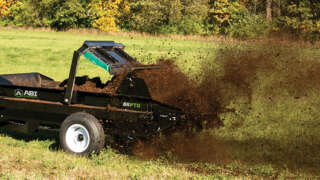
132,40,320,163
133,42,320,120
213,42,320,101
132,132,231,163
56,74,127,94
134,60,224,130
134,60,192,109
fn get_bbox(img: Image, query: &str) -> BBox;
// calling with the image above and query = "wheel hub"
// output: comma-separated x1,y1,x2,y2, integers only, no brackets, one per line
65,124,90,153
77,134,84,141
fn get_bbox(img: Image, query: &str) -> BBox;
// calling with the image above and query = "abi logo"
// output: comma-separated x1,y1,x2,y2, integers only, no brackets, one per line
14,89,38,98
14,89,23,97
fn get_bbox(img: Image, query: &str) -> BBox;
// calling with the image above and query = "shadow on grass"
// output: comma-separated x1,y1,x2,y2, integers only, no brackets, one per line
0,124,60,151
0,124,135,154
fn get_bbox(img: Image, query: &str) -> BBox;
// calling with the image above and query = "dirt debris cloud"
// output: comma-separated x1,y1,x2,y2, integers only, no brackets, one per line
133,132,231,163
132,40,320,162
136,41,320,114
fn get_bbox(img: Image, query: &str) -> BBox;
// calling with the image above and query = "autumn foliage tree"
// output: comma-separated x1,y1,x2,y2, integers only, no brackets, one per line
0,0,16,17
90,0,129,32
0,0,319,39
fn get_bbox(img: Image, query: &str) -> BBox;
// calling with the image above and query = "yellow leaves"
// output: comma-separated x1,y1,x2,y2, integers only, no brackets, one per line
215,9,224,14
297,21,320,34
272,26,280,32
0,0,15,17
95,16,117,32
211,0,235,24
239,0,250,6
121,1,130,14
92,0,130,32
315,21,320,33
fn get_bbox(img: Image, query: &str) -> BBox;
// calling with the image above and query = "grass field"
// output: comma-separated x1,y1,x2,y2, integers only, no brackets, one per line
0,27,320,179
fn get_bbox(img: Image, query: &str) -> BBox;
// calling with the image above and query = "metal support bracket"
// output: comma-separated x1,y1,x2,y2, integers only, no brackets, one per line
64,51,80,104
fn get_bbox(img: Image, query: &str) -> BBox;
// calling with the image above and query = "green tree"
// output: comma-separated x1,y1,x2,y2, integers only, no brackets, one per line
51,0,93,30
125,0,166,33
124,0,208,35
277,0,320,38
206,0,247,34
177,0,208,35
1,0,93,30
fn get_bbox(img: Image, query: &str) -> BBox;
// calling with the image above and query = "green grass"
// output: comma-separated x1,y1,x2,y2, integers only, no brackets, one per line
0,28,219,82
0,132,199,179
1,27,320,179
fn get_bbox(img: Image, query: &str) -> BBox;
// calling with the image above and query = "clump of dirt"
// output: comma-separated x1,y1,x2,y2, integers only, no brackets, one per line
135,60,221,113
134,60,192,108
58,74,127,94
75,80,105,93
131,60,230,163
134,60,223,129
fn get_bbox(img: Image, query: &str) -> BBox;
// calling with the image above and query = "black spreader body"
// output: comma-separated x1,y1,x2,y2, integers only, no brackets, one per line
0,41,183,138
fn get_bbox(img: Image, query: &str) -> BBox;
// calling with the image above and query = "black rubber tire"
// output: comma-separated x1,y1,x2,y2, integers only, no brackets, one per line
59,112,105,156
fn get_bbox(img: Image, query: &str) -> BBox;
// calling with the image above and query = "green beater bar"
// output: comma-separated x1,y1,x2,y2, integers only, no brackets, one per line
83,51,110,73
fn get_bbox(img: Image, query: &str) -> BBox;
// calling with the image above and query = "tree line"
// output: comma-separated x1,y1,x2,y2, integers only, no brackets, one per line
0,0,319,39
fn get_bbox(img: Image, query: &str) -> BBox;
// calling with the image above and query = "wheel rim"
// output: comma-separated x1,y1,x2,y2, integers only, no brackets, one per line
65,124,90,153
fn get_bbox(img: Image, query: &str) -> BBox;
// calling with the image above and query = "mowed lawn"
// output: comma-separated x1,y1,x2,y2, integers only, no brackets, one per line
0,27,320,179
0,28,219,82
